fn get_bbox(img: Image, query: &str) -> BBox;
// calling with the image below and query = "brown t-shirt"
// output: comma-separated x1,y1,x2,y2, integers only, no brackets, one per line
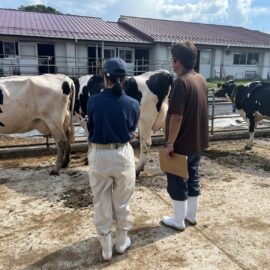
165,71,209,155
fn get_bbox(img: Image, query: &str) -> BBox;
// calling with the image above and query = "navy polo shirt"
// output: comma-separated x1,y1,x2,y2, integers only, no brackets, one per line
87,89,140,144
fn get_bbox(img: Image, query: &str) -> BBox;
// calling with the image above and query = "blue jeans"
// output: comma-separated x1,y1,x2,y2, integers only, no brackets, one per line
232,103,237,113
167,152,201,201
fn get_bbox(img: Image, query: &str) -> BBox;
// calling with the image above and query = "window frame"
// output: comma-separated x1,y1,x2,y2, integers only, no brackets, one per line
118,48,134,64
233,52,259,66
3,41,17,59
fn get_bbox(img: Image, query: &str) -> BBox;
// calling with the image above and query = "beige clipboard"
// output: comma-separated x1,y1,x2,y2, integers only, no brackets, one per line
159,149,189,178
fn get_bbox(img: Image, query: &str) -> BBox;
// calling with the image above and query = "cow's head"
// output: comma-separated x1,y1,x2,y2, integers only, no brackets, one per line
146,70,173,111
80,75,104,117
73,75,104,118
215,80,236,99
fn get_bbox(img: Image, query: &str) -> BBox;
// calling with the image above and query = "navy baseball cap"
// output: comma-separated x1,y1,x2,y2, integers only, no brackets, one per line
104,57,128,77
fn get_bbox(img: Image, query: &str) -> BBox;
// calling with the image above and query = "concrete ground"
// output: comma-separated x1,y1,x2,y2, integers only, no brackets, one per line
0,138,269,270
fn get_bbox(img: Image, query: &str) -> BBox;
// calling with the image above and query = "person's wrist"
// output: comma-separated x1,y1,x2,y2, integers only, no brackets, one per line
166,141,174,147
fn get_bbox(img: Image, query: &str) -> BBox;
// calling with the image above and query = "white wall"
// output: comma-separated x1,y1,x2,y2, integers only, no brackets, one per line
149,44,171,71
76,44,88,76
260,50,270,79
209,47,269,80
199,49,212,79
54,43,67,74
210,48,223,78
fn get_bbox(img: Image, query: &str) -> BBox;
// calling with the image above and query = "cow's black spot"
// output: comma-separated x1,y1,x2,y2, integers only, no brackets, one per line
124,78,142,103
0,121,5,127
0,88,3,105
146,72,173,112
62,81,71,95
79,75,104,118
0,88,3,113
79,86,89,118
73,78,80,114
87,75,104,96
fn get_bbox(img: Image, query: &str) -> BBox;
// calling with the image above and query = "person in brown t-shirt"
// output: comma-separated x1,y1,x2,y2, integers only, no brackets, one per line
162,41,209,231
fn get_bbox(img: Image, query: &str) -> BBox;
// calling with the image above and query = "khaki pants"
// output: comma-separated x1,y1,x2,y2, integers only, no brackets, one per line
88,143,136,235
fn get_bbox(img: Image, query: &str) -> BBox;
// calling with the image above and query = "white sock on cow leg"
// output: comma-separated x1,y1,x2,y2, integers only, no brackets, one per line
246,132,254,149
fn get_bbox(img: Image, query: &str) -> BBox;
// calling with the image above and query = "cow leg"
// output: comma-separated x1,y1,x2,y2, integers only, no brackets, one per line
136,121,153,177
61,143,71,169
51,140,68,175
245,116,255,150
47,122,70,175
62,112,74,168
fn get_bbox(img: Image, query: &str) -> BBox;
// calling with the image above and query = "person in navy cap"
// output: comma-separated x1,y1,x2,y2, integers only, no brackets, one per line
87,57,140,260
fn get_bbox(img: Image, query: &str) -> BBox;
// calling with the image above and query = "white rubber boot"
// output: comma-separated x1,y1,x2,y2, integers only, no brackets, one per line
116,230,131,254
186,196,199,225
162,200,187,231
99,233,113,260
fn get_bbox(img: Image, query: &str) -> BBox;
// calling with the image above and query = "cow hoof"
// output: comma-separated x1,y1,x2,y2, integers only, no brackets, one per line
50,170,59,176
244,145,252,150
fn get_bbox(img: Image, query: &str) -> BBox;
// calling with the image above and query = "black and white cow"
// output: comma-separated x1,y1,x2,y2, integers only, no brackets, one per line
0,74,75,174
215,80,270,149
74,70,173,175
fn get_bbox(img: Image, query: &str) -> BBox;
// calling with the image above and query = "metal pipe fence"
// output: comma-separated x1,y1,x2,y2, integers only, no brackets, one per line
1,89,270,150
2,55,269,78
0,56,174,77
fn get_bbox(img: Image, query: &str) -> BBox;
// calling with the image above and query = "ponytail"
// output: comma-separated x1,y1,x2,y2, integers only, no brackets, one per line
105,74,124,97
111,79,122,97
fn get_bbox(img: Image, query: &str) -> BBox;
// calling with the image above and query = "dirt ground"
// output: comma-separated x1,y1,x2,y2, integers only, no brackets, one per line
0,138,270,270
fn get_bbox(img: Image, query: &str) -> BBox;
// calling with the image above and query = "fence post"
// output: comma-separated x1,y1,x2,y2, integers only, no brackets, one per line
211,88,215,135
45,136,49,149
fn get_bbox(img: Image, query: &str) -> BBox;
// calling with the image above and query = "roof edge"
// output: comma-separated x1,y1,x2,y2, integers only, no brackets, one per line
119,15,270,35
118,19,155,43
0,8,102,20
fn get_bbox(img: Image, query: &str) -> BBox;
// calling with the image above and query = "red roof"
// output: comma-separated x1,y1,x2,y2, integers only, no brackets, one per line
0,9,150,43
119,16,270,48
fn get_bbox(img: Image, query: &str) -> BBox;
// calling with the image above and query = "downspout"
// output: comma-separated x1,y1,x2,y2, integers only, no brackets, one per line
75,38,78,76
220,47,225,79
101,41,104,66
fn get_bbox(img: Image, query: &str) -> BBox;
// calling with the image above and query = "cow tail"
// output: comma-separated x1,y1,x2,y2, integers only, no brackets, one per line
69,81,76,144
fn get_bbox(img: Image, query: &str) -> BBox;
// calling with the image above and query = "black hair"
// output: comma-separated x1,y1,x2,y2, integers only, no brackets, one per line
104,73,125,97
171,40,197,69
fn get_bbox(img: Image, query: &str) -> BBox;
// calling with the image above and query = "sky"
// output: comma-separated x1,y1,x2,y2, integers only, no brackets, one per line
0,0,270,33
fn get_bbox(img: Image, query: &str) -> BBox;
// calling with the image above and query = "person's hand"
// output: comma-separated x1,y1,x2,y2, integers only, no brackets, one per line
166,143,174,158
131,132,139,141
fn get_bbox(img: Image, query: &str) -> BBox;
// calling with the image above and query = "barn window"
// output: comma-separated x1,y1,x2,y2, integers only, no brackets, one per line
247,53,259,65
119,49,133,63
233,52,259,65
3,42,16,58
200,50,211,64
0,42,3,58
104,48,115,59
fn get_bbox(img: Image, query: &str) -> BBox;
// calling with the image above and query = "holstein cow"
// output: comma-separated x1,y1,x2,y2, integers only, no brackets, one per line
74,70,173,175
215,80,270,149
0,74,75,175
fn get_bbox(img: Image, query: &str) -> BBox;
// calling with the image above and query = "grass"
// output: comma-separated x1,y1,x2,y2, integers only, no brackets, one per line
207,79,251,89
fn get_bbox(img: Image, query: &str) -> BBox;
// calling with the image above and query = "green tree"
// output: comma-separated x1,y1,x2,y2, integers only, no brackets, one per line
18,4,62,14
